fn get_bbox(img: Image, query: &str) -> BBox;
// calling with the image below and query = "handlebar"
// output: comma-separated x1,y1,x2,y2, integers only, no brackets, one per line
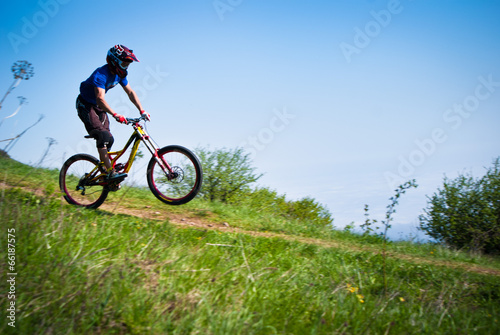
126,115,148,124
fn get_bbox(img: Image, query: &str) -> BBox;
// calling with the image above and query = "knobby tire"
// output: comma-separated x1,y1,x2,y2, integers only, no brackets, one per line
147,145,203,205
59,153,109,209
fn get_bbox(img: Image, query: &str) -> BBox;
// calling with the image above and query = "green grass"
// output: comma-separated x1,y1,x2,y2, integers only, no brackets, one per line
1,156,500,334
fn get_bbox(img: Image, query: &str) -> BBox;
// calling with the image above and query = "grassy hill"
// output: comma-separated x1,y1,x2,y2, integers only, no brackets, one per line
1,155,499,334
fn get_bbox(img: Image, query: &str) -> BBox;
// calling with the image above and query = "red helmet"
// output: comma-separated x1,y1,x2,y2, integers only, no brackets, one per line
106,45,139,78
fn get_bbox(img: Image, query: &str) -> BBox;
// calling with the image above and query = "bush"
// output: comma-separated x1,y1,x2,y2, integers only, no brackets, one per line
234,186,334,228
419,158,500,254
195,147,333,228
284,196,333,227
195,146,263,203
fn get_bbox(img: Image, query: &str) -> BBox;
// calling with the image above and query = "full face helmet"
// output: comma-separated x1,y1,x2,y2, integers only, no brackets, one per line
106,45,139,78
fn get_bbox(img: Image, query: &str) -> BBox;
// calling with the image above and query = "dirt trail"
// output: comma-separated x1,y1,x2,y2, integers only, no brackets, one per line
3,182,500,278
100,200,500,278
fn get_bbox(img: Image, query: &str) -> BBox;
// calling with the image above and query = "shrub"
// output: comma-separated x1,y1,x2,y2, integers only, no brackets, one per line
236,186,333,228
195,146,263,203
195,146,333,228
419,157,500,254
284,196,333,227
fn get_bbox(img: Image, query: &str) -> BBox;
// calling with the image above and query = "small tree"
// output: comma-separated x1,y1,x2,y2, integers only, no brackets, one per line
195,146,334,228
419,158,500,254
196,147,263,202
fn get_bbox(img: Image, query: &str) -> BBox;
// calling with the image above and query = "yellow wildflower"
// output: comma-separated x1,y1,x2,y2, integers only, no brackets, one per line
346,284,358,293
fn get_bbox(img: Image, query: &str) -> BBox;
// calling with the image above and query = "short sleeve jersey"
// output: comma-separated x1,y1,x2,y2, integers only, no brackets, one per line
79,64,128,105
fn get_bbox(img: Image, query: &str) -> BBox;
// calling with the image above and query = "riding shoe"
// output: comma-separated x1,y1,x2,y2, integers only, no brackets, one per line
106,171,128,181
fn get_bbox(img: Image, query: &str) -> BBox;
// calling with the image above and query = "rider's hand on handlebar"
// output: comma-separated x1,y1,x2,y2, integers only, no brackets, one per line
113,113,128,124
140,110,150,121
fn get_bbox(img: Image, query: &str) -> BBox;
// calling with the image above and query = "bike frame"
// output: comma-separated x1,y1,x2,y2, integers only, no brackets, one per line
86,117,174,186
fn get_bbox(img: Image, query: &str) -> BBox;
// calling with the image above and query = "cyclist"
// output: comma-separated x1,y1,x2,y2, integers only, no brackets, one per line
76,44,151,180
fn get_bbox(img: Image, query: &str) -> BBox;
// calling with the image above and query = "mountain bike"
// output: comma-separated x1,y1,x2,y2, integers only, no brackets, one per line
59,115,203,209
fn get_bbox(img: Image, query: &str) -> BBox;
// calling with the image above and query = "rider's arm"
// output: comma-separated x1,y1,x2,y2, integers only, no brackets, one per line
95,87,115,116
95,87,127,123
122,83,144,112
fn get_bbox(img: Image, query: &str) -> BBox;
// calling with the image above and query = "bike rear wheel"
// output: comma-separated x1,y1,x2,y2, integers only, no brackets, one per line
147,145,203,205
59,154,109,209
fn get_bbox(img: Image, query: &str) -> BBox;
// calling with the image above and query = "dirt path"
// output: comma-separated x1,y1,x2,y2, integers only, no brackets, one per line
3,182,500,277
100,200,500,278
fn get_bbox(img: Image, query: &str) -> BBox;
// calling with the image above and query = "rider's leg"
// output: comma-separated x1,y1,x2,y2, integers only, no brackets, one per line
93,128,115,171
77,98,114,171
96,133,125,180
76,97,124,179
98,147,112,171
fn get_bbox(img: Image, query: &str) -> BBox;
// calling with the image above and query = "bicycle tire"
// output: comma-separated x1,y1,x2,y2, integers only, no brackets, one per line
147,145,203,205
59,153,109,209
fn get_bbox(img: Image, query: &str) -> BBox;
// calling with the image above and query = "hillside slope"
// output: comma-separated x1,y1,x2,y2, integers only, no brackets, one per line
1,156,500,334
1,155,498,278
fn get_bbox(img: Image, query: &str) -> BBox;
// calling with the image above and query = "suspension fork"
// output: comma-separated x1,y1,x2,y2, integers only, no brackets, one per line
138,127,174,176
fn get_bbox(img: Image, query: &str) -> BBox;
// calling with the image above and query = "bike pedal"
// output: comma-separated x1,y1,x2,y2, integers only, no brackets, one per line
114,176,127,184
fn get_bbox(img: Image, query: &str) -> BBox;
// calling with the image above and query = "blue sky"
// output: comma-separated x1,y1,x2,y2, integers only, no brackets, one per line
1,0,500,240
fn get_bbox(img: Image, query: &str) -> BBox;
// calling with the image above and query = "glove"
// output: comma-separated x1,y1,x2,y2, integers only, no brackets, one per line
113,113,128,124
140,110,151,121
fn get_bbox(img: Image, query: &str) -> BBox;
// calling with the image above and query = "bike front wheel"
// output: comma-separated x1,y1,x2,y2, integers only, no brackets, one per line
59,153,109,209
147,145,203,205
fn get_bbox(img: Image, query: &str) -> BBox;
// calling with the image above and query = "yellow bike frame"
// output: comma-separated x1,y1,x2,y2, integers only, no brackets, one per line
107,125,145,174
86,118,173,186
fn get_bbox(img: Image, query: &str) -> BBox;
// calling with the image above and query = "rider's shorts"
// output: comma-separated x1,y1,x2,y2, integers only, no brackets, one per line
76,95,114,150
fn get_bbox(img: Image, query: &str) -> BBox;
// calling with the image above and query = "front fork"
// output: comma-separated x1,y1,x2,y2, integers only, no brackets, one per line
141,134,174,179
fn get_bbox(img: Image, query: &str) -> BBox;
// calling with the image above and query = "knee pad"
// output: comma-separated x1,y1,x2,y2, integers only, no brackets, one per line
93,130,114,150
